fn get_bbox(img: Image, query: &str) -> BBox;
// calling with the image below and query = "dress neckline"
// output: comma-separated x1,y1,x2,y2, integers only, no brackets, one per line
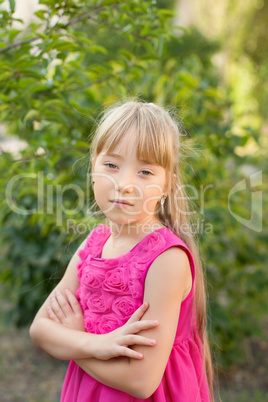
93,224,169,261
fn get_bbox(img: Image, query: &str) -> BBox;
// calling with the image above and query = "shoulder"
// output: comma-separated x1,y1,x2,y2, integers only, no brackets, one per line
153,245,191,276
157,245,191,265
145,246,192,301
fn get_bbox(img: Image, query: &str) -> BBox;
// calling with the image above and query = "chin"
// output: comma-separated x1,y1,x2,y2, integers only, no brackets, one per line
106,214,140,225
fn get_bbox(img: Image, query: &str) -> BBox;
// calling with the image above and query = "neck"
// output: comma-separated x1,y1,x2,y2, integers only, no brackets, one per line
107,218,165,242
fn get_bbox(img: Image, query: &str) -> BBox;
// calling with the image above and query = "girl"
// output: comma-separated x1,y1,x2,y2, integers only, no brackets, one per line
30,100,214,401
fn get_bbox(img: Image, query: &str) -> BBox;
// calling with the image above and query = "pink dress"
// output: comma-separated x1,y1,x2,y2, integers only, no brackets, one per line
61,224,210,401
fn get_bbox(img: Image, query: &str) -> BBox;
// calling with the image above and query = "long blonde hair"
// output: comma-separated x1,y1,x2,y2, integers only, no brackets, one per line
90,99,214,401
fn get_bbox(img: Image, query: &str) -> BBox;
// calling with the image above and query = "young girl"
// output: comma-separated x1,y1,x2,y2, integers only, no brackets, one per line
30,100,214,401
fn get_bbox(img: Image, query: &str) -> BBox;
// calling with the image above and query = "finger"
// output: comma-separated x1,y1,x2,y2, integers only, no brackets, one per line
127,319,159,334
126,302,149,324
47,306,61,323
122,334,157,347
50,294,66,320
54,290,73,316
117,346,144,360
64,289,82,315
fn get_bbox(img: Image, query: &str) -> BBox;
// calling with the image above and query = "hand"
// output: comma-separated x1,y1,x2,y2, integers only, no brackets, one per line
92,302,159,361
47,288,86,332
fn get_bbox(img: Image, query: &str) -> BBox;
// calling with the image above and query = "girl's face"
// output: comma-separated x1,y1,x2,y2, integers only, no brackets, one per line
92,131,169,226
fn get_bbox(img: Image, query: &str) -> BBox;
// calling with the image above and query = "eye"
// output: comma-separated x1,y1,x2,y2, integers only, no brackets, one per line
141,170,153,176
104,163,118,169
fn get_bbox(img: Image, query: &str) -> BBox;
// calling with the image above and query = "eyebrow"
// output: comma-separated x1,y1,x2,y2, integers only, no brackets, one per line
103,152,123,159
101,152,156,165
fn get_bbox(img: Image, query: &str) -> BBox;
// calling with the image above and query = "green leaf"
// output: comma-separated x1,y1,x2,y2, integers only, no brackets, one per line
11,17,24,24
119,48,134,60
34,10,48,20
30,83,50,94
8,0,15,13
41,99,65,109
36,32,48,40
178,71,199,87
0,71,13,81
23,109,39,122
17,78,37,89
48,39,78,52
172,25,190,34
9,29,21,42
90,45,108,54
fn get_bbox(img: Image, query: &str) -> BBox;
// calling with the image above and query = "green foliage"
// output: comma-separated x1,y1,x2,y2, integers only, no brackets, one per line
0,0,267,372
0,0,177,325
1,217,74,326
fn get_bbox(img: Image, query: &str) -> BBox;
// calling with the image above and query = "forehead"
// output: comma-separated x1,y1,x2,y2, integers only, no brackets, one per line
103,132,137,159
100,134,161,167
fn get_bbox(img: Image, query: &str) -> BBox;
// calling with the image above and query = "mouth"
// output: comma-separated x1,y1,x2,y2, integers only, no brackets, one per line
110,199,133,206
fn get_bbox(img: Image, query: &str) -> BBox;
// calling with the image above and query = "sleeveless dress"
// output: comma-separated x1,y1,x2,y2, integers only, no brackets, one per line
61,224,210,402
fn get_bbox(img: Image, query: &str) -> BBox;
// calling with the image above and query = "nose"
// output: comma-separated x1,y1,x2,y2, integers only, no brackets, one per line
115,170,135,194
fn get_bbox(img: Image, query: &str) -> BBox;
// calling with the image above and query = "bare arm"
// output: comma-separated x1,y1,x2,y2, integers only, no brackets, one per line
29,238,97,360
74,247,192,399
30,237,158,361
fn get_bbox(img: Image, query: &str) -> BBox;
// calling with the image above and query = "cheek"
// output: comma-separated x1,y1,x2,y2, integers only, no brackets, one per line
142,186,162,211
94,174,115,191
145,183,163,197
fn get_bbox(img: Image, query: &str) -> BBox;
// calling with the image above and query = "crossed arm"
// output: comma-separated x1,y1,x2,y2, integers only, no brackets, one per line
30,240,192,399
30,239,158,361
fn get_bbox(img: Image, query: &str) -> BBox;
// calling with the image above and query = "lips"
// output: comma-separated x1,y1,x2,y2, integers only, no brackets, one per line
111,199,133,206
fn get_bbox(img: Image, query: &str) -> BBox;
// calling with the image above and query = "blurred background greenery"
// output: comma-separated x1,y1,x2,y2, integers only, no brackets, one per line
0,0,267,400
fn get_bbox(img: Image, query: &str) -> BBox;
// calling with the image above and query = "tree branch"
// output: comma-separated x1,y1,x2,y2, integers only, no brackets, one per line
0,2,128,54
0,37,39,54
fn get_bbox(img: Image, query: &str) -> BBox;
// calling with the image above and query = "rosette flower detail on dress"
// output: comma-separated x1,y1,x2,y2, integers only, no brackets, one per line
112,296,141,319
102,268,131,295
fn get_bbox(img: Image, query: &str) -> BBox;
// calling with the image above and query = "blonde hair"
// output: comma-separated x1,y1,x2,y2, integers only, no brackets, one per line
90,99,214,401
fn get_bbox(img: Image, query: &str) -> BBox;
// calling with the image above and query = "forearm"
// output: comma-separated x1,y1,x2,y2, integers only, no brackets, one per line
29,317,98,360
74,357,142,397
74,326,173,399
